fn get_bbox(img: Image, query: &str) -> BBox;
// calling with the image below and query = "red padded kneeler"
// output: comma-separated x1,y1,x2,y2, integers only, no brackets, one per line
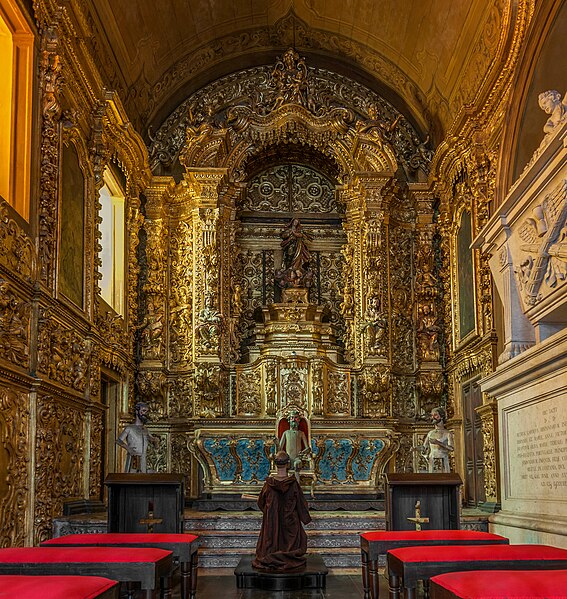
42,533,199,546
0,546,170,563
0,547,172,599
388,545,567,599
361,531,507,543
430,569,567,598
389,544,567,564
41,534,199,599
0,575,119,599
359,530,509,599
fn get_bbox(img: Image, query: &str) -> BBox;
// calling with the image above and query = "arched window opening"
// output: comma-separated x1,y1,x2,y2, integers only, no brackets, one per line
0,0,33,219
99,168,126,315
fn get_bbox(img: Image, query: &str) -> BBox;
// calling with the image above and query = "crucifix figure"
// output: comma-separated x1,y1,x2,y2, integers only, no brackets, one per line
139,501,163,533
407,500,429,531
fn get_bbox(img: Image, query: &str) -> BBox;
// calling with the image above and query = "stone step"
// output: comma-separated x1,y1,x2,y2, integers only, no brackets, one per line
197,547,362,569
184,510,386,532
194,528,362,549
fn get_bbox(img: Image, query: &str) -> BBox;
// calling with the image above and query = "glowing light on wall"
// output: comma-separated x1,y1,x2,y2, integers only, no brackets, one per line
99,169,125,315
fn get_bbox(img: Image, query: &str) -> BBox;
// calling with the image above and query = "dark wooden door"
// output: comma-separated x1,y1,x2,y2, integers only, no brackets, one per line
462,378,486,506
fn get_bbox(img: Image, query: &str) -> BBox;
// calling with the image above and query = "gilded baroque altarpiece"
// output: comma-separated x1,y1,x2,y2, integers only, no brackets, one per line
138,50,446,495
0,0,535,542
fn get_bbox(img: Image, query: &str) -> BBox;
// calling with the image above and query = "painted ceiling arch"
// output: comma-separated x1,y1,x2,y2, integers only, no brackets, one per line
85,0,510,141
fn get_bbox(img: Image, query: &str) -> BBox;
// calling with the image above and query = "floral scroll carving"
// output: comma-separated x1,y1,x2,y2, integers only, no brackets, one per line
37,309,90,391
0,280,31,367
34,396,85,544
0,386,30,547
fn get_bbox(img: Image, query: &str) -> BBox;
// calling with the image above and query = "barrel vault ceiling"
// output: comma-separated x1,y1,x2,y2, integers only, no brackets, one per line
85,0,508,141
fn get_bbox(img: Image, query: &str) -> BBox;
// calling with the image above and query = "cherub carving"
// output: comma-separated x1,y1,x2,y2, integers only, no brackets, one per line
538,90,567,136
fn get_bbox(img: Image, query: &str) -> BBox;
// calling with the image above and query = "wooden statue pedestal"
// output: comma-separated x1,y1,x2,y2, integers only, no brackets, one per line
105,473,185,533
384,473,462,530
234,555,328,591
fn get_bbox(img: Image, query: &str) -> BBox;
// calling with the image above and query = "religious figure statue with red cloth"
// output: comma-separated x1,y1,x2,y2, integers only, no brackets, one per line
252,450,312,572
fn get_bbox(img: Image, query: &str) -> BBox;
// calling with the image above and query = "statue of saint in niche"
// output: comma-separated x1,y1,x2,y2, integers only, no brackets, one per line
275,218,314,289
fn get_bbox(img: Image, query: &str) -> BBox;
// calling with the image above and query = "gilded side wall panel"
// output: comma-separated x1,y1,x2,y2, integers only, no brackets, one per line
0,384,31,547
34,395,86,544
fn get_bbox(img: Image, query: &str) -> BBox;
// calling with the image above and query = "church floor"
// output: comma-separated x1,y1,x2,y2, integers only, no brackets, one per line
194,569,372,598
138,566,387,598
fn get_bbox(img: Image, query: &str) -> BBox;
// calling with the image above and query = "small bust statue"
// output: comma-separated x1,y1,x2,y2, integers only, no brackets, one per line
116,402,159,473
422,406,454,473
538,90,567,135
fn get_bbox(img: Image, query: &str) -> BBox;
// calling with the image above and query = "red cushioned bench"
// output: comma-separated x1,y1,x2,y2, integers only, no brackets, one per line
387,544,567,599
359,530,508,599
430,569,567,598
0,547,173,599
0,575,119,599
42,533,199,599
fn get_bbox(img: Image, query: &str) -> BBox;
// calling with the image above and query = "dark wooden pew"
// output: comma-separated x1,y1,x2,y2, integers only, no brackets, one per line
42,533,199,599
0,575,119,599
387,544,567,599
0,547,173,599
360,530,508,599
430,569,567,598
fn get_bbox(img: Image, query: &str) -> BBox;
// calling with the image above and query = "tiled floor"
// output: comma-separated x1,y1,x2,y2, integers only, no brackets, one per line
196,570,374,598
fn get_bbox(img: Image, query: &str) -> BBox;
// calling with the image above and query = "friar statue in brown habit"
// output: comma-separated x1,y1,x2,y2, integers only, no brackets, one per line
252,450,312,571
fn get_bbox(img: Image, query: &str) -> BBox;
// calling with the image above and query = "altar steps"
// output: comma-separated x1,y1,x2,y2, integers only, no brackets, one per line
184,509,385,569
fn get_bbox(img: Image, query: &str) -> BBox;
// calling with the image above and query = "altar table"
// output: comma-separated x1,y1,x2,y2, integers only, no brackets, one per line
42,533,199,599
387,544,567,599
359,530,508,599
0,547,173,599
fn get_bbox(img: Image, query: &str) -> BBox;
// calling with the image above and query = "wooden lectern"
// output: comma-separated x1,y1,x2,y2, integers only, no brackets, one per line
105,473,185,533
384,472,462,530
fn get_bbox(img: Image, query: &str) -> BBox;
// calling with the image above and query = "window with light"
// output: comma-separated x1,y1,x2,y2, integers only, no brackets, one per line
0,0,33,219
99,168,126,315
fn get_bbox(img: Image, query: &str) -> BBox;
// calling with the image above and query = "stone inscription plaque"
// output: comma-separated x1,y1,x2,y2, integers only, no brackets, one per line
508,396,567,500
